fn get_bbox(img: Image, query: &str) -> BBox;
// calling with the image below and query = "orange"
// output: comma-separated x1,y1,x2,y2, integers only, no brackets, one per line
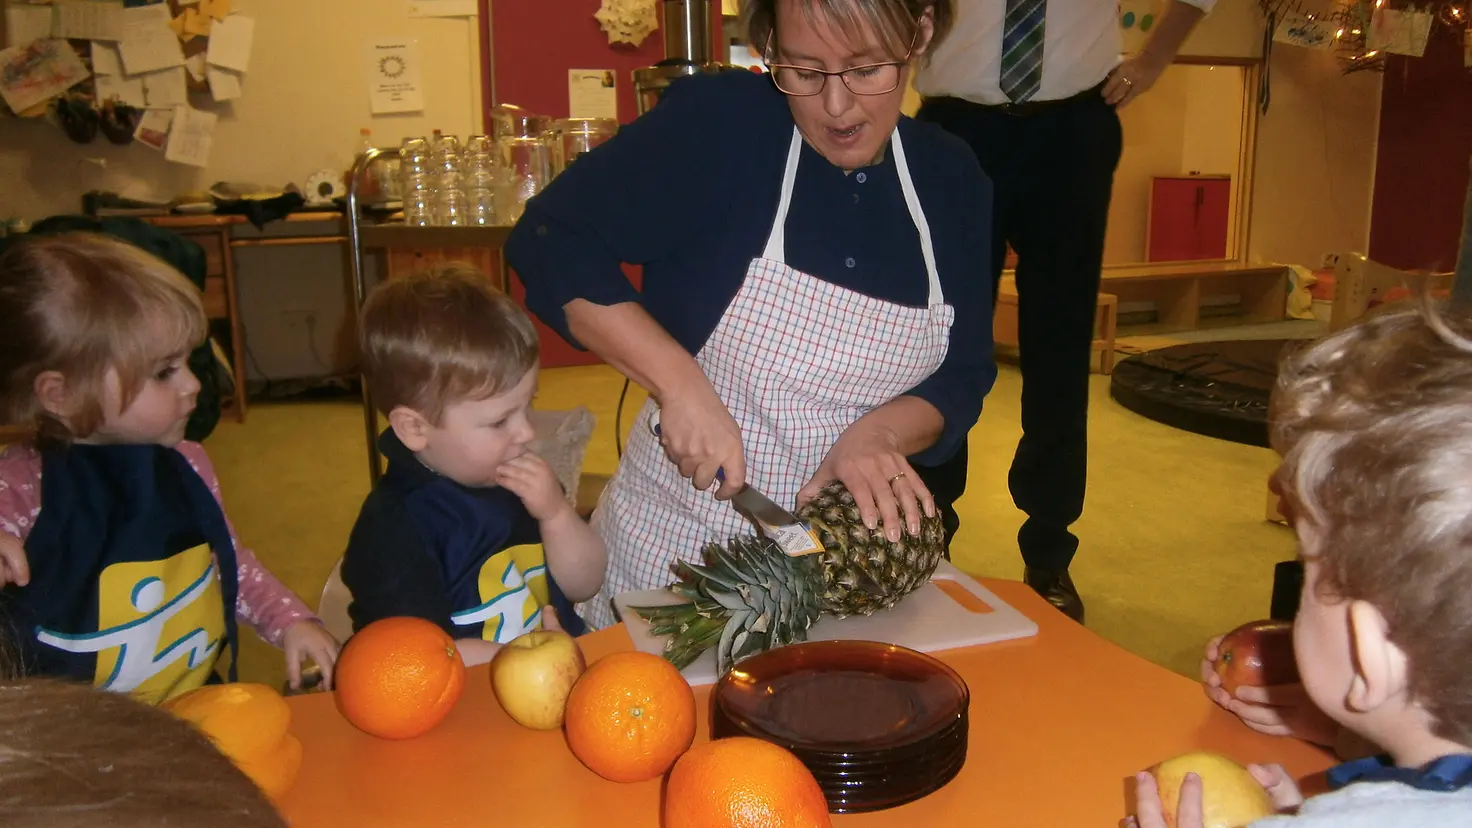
563,651,696,782
163,682,302,800
665,737,832,828
333,617,466,740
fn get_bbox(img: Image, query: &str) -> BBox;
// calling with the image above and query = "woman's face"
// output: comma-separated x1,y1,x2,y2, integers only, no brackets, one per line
773,1,930,171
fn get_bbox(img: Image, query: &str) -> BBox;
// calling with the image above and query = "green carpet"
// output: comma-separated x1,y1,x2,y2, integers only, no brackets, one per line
201,364,1297,690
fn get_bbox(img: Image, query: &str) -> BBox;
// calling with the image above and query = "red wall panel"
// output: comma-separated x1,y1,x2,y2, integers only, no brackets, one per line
1368,27,1472,272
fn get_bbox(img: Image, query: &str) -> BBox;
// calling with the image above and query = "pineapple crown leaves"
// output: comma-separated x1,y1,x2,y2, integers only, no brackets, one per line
629,534,822,675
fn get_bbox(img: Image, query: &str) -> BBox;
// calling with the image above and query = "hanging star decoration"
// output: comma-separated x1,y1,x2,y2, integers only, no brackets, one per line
595,0,660,46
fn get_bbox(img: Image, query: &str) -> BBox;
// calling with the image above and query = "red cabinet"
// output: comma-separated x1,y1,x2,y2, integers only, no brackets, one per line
1147,176,1231,262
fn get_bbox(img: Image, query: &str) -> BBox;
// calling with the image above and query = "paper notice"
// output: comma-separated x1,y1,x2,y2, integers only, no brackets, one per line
5,4,56,49
165,104,216,167
568,69,618,119
0,39,91,114
91,41,124,75
134,105,173,150
206,15,253,72
56,1,124,42
119,4,184,75
1368,8,1432,58
367,38,424,114
143,67,188,107
185,53,207,81
1274,12,1335,50
95,73,146,108
207,66,242,101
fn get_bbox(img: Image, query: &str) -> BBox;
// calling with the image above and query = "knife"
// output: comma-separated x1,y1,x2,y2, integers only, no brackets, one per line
648,411,824,557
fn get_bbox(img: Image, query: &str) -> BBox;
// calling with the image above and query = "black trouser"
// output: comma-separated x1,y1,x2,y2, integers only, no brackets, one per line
914,88,1122,571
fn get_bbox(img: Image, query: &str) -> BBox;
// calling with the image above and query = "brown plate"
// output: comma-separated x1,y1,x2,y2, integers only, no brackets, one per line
712,640,970,754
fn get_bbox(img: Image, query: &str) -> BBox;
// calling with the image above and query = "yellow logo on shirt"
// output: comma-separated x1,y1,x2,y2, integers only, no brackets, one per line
36,544,225,705
449,543,550,643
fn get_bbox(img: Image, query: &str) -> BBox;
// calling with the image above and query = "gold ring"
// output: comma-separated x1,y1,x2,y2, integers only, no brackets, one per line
888,473,907,485
1122,76,1134,86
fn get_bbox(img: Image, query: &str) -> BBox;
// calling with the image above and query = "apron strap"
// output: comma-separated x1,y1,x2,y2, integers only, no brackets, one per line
889,129,944,309
760,128,805,263
760,126,946,309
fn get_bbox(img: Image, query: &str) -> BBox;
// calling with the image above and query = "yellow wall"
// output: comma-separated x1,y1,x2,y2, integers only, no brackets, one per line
0,0,482,220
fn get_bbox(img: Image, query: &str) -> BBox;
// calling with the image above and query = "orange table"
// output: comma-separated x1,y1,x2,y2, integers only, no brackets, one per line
278,580,1333,826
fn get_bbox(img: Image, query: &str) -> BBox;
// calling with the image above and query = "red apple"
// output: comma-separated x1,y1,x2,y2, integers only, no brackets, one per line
1214,619,1299,695
490,630,587,730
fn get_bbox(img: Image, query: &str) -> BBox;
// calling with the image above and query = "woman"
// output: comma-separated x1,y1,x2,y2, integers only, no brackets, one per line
505,0,995,629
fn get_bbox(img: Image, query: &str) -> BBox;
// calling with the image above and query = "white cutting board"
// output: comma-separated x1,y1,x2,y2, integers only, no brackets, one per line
612,560,1039,686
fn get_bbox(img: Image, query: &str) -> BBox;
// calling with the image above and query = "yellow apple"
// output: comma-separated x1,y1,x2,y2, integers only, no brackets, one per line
490,630,587,730
1153,751,1277,828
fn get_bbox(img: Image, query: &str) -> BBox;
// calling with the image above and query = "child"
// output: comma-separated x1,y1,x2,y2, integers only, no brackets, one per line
0,233,339,703
1133,301,1472,826
343,264,606,666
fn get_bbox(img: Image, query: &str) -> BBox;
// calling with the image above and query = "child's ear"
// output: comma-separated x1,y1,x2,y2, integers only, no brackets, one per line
1346,599,1407,713
33,371,76,418
387,406,432,452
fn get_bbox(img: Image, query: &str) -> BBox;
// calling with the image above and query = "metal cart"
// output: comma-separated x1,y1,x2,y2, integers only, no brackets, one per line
345,148,514,484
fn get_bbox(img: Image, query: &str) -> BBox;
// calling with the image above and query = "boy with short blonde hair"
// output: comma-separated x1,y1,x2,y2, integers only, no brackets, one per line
344,265,605,666
1136,302,1472,826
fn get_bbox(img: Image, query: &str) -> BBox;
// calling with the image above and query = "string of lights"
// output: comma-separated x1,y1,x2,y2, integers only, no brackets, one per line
1257,0,1469,73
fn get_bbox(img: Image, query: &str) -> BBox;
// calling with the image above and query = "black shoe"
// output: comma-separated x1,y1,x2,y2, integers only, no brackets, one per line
1024,566,1085,623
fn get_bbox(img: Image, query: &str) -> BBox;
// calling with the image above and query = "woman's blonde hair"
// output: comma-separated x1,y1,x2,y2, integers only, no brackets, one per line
0,233,206,446
743,0,955,65
1272,299,1472,744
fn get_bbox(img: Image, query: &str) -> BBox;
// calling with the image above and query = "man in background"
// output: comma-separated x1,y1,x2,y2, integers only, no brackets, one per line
913,0,1217,623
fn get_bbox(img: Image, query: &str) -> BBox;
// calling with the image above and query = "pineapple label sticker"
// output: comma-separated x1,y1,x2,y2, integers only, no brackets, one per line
367,38,424,114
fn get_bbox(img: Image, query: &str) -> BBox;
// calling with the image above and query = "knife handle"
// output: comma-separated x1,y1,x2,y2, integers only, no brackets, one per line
649,417,726,483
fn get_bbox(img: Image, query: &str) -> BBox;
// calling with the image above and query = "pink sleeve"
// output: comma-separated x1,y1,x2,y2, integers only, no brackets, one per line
176,442,319,647
0,444,43,543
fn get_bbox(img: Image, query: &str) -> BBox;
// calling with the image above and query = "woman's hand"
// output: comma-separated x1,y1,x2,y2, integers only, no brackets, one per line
283,620,340,691
800,415,935,543
1201,634,1342,746
657,384,746,500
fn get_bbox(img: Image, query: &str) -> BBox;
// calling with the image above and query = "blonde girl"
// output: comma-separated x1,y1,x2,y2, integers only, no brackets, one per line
0,233,338,702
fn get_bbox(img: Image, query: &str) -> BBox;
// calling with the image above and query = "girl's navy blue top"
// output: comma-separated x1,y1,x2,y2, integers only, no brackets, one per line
504,69,995,464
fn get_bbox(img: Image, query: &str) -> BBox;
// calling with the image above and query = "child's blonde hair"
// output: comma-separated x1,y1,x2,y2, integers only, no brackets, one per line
0,233,206,445
359,263,539,425
0,678,286,827
1271,300,1472,745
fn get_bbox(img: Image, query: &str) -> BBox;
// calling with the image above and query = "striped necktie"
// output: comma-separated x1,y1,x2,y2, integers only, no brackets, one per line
1001,0,1046,103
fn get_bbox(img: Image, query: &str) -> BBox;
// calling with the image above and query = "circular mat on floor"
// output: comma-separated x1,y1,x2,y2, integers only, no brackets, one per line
1109,339,1303,448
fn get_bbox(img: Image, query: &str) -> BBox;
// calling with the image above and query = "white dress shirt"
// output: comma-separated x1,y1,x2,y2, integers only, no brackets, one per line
916,0,1217,105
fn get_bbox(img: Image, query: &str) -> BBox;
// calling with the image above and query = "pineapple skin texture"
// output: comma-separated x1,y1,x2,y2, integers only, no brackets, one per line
796,481,946,618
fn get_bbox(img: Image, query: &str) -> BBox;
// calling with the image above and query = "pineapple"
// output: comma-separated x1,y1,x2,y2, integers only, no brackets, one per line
629,481,946,675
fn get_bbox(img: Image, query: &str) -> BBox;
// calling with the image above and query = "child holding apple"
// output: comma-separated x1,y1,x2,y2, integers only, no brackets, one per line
342,265,606,667
1133,301,1472,826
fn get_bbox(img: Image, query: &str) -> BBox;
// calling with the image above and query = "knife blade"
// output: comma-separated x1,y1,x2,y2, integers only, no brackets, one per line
648,411,824,557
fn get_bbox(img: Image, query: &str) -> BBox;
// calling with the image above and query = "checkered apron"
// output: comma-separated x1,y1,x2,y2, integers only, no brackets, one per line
583,126,954,629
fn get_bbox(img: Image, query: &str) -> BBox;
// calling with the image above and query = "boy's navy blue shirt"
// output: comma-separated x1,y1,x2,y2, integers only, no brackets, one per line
341,430,585,641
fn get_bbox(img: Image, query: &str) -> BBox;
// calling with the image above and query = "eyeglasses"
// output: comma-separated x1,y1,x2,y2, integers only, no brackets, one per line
762,29,917,97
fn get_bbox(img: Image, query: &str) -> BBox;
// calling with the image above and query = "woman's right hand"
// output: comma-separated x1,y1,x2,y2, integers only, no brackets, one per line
1200,634,1341,747
656,384,746,500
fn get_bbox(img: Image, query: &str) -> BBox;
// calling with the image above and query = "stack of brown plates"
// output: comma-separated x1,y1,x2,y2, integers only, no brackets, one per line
711,640,970,814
